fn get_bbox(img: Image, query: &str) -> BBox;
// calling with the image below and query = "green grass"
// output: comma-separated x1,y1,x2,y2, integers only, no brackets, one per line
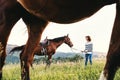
2,59,120,80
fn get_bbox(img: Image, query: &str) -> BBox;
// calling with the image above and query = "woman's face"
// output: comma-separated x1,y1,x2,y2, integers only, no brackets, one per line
85,37,89,42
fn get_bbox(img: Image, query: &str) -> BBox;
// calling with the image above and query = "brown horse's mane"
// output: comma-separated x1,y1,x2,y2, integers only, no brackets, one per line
48,36,65,42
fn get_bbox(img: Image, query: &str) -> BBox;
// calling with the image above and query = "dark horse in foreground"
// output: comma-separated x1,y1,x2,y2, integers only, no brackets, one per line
9,35,73,67
0,0,120,80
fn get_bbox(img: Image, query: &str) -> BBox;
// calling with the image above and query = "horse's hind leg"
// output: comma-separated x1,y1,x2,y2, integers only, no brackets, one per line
21,14,48,80
99,3,120,80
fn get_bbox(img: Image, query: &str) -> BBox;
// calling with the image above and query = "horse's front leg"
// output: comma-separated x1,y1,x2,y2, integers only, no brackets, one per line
0,19,20,79
0,2,22,79
99,3,120,80
45,54,52,69
47,54,52,66
21,15,48,80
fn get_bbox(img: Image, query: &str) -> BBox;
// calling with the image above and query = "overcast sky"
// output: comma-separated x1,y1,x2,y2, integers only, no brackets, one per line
8,4,116,53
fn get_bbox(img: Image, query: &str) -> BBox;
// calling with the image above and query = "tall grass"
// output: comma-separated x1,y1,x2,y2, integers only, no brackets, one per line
2,59,120,80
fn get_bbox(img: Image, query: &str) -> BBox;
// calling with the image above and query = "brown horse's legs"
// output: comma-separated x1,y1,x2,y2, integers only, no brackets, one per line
104,52,120,80
0,22,20,79
21,15,48,80
0,42,6,80
45,54,52,69
47,55,52,66
100,4,120,80
0,3,22,79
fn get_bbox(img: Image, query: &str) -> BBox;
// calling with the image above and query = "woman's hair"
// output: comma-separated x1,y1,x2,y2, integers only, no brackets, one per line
86,36,91,42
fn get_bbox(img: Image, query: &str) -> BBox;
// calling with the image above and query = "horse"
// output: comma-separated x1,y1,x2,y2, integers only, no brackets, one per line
0,0,119,80
9,35,73,67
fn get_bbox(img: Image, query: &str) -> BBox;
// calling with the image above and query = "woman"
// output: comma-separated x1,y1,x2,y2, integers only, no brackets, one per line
84,35,93,66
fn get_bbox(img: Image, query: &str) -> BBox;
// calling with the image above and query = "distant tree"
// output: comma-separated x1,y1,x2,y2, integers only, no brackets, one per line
5,55,19,64
70,54,83,62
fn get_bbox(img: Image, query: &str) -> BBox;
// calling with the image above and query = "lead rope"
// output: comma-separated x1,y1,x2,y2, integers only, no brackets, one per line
70,47,82,53
70,47,84,63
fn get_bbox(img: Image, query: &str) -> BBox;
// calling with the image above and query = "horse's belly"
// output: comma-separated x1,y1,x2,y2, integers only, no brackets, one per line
17,0,112,23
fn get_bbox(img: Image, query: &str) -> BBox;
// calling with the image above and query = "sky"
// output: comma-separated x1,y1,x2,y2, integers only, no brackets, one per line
8,4,116,54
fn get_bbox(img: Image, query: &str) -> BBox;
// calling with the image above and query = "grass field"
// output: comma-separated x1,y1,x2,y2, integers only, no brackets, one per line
2,59,120,80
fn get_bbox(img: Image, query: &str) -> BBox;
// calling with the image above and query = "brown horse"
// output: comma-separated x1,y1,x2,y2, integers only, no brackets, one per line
0,0,120,80
9,35,73,66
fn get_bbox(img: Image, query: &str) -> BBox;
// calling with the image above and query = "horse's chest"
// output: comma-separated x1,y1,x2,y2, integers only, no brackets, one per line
48,47,55,53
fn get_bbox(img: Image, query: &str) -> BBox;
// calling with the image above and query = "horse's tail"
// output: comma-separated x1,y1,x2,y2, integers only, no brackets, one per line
9,45,25,54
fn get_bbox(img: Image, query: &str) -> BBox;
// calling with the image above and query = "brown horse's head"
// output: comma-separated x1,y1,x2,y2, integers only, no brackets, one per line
64,34,73,47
